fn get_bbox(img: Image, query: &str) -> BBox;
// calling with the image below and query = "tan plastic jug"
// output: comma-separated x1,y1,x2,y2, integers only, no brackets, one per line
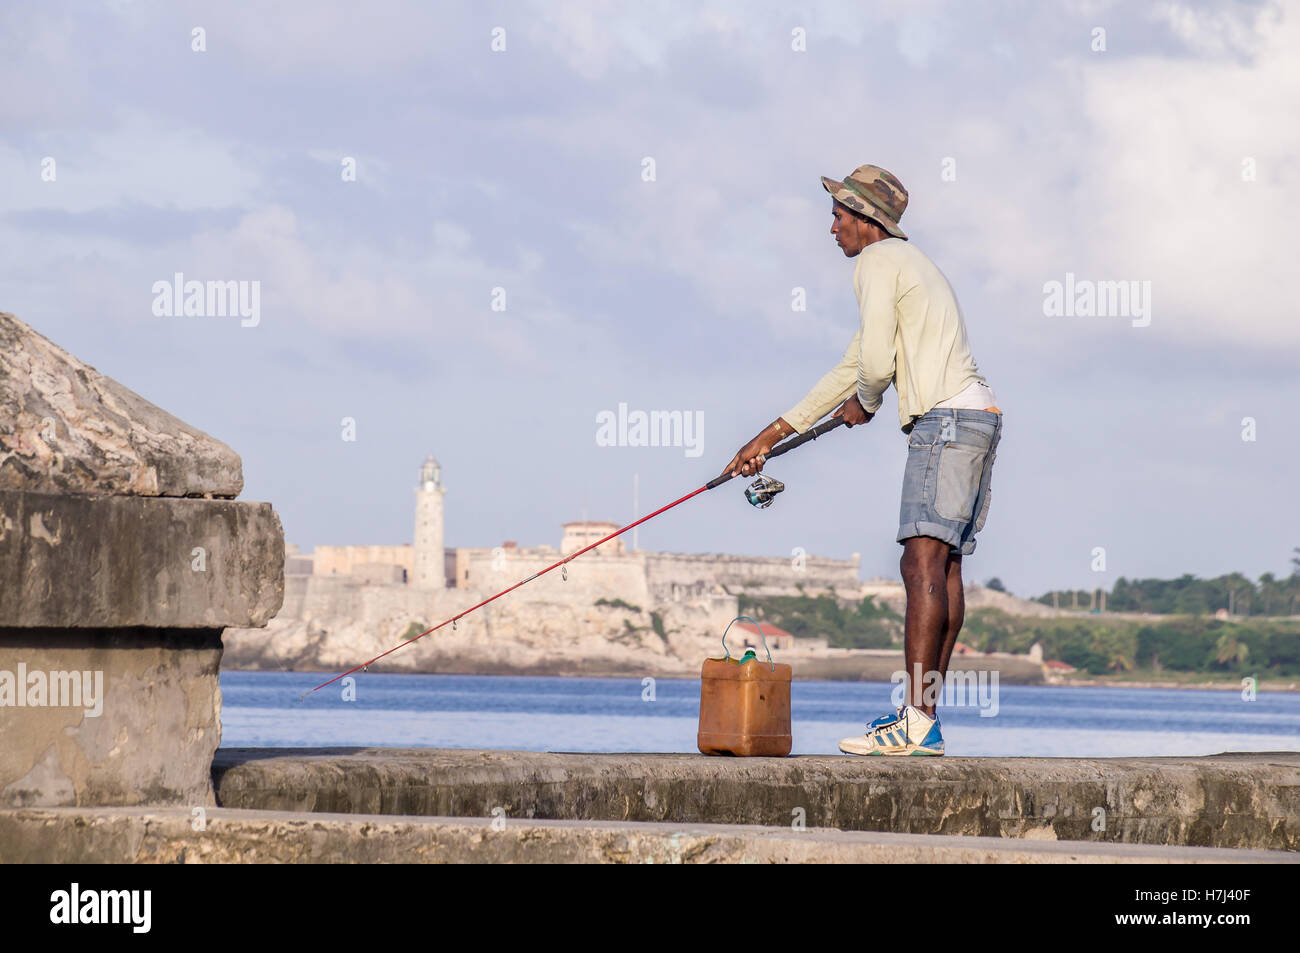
697,617,792,757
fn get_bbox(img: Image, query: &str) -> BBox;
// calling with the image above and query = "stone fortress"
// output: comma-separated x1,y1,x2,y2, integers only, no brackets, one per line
222,455,865,676
300,454,862,600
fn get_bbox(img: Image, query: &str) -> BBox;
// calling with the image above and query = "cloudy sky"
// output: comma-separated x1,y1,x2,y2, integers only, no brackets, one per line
2,0,1296,597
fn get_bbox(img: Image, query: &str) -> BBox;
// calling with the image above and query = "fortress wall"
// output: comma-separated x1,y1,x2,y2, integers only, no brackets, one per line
449,547,483,589
279,560,659,628
644,552,861,600
461,550,653,608
291,575,368,619
280,575,308,618
281,548,861,632
313,545,414,576
356,582,459,621
354,562,406,585
283,575,431,622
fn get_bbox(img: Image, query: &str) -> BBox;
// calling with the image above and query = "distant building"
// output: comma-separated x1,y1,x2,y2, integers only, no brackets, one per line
412,454,445,590
561,521,625,555
294,453,860,600
731,620,796,651
313,544,412,579
284,542,315,576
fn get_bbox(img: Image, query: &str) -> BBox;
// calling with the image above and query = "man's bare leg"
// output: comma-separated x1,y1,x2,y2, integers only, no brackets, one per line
900,537,952,717
936,553,965,679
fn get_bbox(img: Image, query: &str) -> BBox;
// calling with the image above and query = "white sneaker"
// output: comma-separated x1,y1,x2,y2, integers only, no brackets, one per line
839,705,945,756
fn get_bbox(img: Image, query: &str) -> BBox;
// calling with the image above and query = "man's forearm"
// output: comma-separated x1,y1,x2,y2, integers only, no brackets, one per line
725,416,798,478
752,417,794,446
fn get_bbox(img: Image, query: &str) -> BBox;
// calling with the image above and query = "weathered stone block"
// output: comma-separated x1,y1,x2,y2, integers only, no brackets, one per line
0,628,223,808
0,490,284,629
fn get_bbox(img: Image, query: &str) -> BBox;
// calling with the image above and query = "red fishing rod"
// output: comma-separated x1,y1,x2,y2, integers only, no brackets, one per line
301,415,848,699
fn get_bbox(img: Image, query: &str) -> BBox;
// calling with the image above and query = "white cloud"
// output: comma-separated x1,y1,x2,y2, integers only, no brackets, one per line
1155,0,1272,57
0,109,263,213
153,205,589,366
1078,1,1299,345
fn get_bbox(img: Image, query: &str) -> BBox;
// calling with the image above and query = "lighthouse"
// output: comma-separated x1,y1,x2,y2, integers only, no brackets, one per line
412,453,445,589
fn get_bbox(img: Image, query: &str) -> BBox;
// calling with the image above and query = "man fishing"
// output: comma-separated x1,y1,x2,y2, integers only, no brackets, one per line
721,164,1002,756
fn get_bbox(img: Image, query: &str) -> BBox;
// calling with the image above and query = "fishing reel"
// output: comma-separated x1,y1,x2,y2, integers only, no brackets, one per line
744,473,785,508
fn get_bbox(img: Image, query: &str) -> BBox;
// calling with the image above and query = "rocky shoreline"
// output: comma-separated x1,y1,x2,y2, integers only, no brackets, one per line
219,651,1047,683
220,647,1300,692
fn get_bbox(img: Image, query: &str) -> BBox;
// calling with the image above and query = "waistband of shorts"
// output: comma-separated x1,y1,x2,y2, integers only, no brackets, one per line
904,407,1002,435
912,407,1003,423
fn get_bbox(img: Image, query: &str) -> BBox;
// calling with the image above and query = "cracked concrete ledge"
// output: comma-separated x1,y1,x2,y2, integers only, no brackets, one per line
1,807,1293,864
212,748,1300,851
0,628,225,809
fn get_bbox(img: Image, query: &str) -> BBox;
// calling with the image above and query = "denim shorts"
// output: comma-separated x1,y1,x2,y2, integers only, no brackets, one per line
897,409,1002,556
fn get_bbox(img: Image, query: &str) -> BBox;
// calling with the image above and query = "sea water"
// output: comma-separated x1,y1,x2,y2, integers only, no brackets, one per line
219,671,1300,757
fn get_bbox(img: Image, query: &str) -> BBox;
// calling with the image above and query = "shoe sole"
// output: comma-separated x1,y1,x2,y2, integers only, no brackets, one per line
838,743,945,756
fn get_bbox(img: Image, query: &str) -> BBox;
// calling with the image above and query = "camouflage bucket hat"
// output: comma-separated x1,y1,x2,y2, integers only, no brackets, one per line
821,164,909,240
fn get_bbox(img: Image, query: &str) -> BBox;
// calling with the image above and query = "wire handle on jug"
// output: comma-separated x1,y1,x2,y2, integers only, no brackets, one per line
721,615,775,672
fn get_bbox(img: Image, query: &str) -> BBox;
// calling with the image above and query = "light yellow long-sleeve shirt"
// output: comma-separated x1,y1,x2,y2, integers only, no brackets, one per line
782,237,987,433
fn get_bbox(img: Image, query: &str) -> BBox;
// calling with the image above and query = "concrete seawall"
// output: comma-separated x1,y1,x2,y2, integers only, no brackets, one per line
2,807,1291,864
213,748,1300,851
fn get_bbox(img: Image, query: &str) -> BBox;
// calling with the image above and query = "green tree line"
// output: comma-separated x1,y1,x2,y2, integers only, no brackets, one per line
964,609,1300,677
735,594,1300,678
1035,549,1300,617
736,593,902,650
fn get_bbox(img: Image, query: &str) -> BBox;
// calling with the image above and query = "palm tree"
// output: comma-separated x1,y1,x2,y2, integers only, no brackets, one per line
1219,572,1253,616
1285,545,1300,612
1259,572,1278,616
1214,633,1250,667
